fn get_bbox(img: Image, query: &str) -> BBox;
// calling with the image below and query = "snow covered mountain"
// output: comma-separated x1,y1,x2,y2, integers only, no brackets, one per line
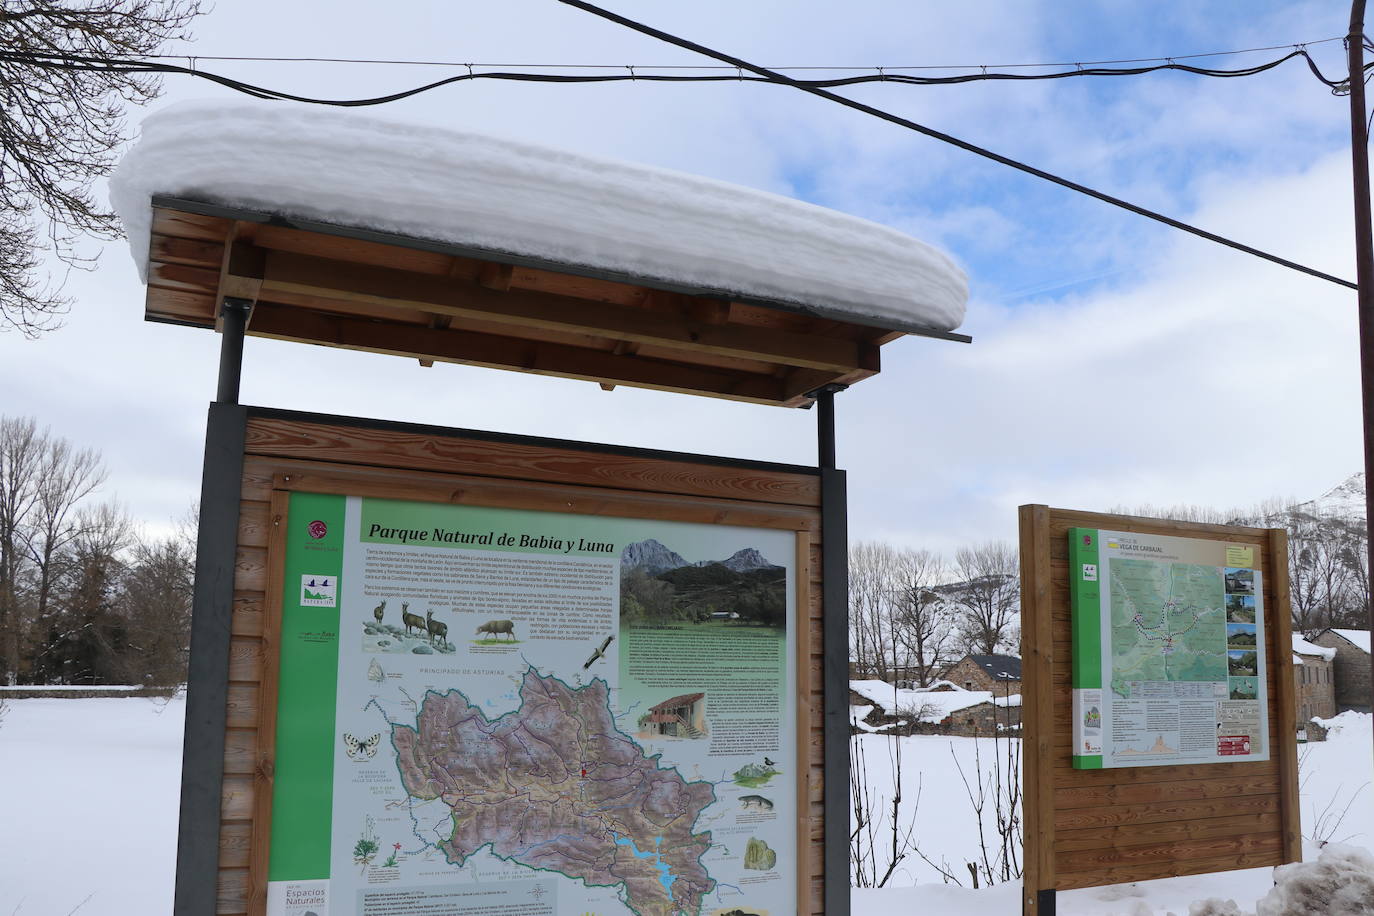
1294,472,1366,521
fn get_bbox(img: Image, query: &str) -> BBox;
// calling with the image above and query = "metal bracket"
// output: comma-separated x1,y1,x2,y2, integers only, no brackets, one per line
802,381,850,402
215,297,254,405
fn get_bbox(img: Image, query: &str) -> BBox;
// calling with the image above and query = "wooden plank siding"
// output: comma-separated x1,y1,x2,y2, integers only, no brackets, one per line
141,202,941,407
213,415,829,915
1019,506,1299,911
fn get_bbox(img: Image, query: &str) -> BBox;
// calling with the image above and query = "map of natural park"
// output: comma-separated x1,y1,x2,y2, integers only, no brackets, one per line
1109,559,1227,698
391,670,716,916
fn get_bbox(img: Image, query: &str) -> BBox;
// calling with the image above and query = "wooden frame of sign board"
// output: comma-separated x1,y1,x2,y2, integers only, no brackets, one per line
1018,505,1299,916
185,406,834,915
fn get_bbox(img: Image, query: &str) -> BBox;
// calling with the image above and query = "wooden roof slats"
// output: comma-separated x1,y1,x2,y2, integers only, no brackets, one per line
141,203,918,407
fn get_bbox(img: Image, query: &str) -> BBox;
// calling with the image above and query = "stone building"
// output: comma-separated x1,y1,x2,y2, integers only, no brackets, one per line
1312,628,1371,713
848,679,1020,737
942,654,1022,696
1292,634,1336,724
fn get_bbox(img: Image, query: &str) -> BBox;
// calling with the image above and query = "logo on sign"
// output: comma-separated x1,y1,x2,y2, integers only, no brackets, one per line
307,519,328,540
1082,563,1098,582
1083,534,1092,547
1217,735,1252,756
301,575,337,607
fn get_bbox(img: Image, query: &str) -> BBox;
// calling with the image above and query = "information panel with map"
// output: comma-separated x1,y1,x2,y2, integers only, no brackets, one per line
1067,528,1268,769
265,492,797,916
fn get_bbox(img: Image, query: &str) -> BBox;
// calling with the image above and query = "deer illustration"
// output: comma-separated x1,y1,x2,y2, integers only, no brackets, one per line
373,600,386,626
425,610,448,648
400,602,425,637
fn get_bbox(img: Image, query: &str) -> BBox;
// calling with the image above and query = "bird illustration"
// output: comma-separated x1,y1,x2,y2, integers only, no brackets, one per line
763,757,776,767
583,634,615,669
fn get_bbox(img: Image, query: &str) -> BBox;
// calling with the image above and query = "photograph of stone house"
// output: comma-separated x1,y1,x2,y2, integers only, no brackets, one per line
642,692,707,738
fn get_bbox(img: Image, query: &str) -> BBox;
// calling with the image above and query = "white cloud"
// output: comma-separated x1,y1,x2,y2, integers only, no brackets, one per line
845,149,1361,554
0,0,1362,558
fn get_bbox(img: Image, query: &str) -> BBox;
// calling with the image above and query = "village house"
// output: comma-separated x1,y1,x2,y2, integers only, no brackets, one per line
645,692,706,738
848,679,1021,737
1311,628,1372,713
1292,634,1337,724
942,653,1022,696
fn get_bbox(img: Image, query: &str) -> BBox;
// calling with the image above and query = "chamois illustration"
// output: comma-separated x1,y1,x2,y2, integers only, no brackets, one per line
425,610,448,648
476,619,516,641
372,600,385,626
400,602,426,637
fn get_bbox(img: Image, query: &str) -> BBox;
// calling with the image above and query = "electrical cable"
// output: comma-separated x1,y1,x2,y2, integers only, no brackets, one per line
1,26,1357,289
1,44,1357,91
11,32,1349,72
555,0,1359,292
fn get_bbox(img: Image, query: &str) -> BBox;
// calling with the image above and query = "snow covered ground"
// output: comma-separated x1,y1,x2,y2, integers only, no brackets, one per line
0,696,185,915
0,697,1370,915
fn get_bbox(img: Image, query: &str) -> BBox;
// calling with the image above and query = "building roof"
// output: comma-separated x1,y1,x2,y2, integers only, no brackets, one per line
649,692,704,712
111,103,974,411
849,680,992,722
1326,628,1371,654
964,654,1023,680
1293,634,1337,661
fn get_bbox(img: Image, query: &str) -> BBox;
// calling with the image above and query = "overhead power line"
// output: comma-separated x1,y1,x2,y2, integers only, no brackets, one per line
555,0,1359,292
1,27,1357,290
2,42,1359,93
24,33,1349,72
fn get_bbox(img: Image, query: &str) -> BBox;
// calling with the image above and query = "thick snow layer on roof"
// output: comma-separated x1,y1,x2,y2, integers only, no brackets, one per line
1330,628,1371,653
110,101,968,332
1293,634,1337,661
849,680,992,722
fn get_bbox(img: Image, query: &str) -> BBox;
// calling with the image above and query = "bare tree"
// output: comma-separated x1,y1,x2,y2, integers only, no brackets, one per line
950,542,1021,656
0,416,43,683
30,500,132,684
118,531,194,685
0,0,203,335
849,541,899,681
890,549,952,687
26,437,105,628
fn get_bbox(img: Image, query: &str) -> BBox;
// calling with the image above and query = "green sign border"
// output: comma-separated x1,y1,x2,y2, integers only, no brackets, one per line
1067,527,1103,769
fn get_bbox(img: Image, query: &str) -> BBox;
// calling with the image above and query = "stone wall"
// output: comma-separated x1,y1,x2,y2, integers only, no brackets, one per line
1312,631,1372,713
944,656,1022,696
1293,654,1336,723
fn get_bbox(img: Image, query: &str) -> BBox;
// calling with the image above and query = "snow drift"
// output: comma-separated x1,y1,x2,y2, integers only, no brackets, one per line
109,101,968,332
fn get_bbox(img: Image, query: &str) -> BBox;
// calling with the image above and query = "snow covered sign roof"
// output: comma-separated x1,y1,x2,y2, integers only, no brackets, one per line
112,102,970,407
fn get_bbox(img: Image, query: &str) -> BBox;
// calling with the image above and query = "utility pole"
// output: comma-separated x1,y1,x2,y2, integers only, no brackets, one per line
1346,0,1374,762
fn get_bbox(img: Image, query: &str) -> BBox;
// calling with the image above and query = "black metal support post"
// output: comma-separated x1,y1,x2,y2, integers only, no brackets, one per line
173,402,248,915
1348,0,1374,766
216,298,252,405
812,382,851,914
811,383,847,470
821,466,850,915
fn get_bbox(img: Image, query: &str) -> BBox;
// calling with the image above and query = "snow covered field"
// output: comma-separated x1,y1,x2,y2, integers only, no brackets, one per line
0,697,1370,915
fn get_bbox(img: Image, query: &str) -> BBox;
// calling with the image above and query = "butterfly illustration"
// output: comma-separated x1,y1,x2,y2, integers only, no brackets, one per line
343,733,381,761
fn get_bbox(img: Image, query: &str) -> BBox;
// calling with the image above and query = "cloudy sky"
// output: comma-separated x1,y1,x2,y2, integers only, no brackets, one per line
1,0,1363,555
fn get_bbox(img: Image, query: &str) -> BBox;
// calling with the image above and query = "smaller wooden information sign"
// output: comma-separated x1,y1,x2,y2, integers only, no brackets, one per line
1019,506,1299,915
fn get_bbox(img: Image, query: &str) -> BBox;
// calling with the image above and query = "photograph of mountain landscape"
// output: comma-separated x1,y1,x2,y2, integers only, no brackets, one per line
619,538,786,628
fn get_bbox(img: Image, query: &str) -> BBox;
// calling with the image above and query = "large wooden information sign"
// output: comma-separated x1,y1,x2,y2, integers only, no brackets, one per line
1019,506,1299,916
189,408,836,915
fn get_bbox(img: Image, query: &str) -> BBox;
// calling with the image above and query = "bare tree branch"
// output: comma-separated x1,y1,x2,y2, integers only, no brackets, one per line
0,0,204,336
